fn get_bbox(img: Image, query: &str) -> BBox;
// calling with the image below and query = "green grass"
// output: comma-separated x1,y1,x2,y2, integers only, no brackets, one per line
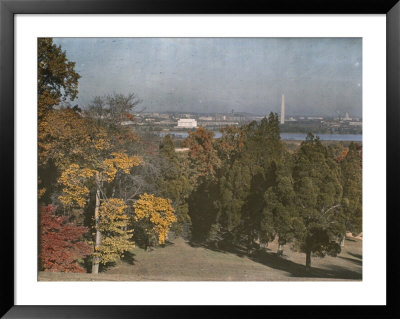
38,236,362,281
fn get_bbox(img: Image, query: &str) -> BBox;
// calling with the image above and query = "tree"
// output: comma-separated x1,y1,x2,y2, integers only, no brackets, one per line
192,113,286,252
215,125,247,161
182,126,221,179
58,150,141,274
292,133,344,271
40,204,91,272
158,135,193,236
85,93,141,124
340,142,362,238
236,114,284,252
38,38,80,118
39,107,109,170
263,153,296,256
38,38,81,202
133,193,177,250
95,198,133,264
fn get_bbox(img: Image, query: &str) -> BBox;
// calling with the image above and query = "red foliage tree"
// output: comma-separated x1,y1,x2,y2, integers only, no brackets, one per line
39,205,92,272
182,127,221,178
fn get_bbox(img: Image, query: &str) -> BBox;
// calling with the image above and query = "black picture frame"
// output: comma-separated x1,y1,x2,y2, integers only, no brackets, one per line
1,0,399,317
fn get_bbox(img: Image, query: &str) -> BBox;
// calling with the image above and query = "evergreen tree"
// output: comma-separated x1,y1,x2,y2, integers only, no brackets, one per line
240,113,284,253
292,133,344,271
211,113,285,252
263,152,296,255
340,142,362,237
158,135,193,236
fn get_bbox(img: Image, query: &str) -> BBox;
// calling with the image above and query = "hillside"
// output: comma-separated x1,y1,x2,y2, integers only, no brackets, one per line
38,236,362,281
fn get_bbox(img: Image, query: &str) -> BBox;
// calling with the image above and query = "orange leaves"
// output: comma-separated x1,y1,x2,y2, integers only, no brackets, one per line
133,194,177,244
102,152,141,182
38,107,111,168
336,147,349,163
95,198,134,263
182,127,221,178
58,164,95,208
58,152,141,207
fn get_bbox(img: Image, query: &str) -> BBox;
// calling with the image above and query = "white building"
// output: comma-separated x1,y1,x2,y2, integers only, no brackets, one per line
344,112,352,121
177,118,197,128
199,116,213,121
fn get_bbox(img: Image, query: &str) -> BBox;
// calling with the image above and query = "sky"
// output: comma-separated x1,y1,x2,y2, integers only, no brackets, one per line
53,38,362,117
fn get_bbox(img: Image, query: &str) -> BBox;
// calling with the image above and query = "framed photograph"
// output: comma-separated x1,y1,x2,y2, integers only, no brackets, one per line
1,0,399,317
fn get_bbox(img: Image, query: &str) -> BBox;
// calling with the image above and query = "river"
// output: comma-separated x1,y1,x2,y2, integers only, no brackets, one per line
158,131,362,142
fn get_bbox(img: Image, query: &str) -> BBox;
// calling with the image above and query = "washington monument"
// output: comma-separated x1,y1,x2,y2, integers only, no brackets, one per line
280,94,285,124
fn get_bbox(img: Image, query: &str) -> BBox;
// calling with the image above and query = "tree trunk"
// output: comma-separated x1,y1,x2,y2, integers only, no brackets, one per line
247,232,253,255
305,249,311,272
340,235,345,247
92,175,102,274
277,244,284,256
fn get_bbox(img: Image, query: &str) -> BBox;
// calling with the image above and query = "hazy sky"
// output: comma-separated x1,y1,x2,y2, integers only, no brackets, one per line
53,38,362,117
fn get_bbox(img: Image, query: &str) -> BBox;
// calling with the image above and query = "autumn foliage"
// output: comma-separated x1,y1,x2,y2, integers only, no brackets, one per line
134,194,177,245
95,198,133,263
40,205,92,272
182,126,221,178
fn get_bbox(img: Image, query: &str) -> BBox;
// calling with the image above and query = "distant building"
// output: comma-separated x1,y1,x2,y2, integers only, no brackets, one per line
344,112,352,121
177,118,197,128
307,116,324,120
120,121,135,126
199,116,213,121
175,147,190,153
349,121,362,126
199,121,239,126
280,94,285,124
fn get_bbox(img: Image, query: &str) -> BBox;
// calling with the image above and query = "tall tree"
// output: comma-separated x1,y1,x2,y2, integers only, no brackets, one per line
58,148,141,274
158,135,193,236
207,113,286,252
182,126,221,179
239,113,284,252
38,38,80,118
263,152,296,256
38,38,81,201
292,133,344,271
182,127,222,242
340,142,362,238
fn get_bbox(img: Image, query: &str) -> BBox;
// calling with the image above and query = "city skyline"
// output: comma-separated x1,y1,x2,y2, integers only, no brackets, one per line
53,38,362,117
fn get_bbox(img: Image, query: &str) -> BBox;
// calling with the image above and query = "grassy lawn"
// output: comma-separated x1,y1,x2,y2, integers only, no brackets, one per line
38,236,362,281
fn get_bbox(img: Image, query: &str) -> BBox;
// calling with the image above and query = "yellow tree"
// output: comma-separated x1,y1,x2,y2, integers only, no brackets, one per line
133,194,177,250
58,150,141,274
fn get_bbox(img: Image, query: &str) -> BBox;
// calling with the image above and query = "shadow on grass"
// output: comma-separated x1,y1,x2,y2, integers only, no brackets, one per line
188,240,271,258
338,256,362,266
193,240,361,280
188,240,237,255
249,250,362,280
160,240,175,248
121,251,136,265
348,252,362,260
